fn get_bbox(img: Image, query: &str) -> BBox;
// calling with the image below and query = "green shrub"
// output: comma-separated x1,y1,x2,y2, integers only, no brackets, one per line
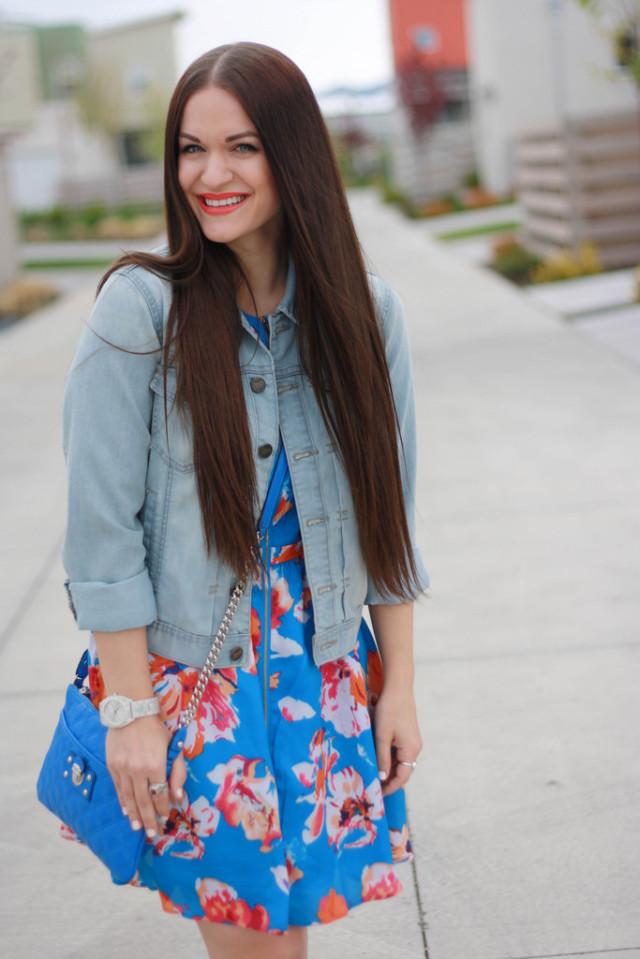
80,202,107,230
441,193,465,212
462,170,481,189
46,205,73,237
531,242,603,283
19,201,165,241
490,237,542,285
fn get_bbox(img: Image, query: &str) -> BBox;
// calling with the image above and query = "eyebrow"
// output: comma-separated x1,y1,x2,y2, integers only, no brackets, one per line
178,130,260,143
225,130,260,143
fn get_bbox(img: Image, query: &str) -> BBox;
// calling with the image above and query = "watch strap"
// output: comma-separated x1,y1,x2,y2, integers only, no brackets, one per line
130,697,160,720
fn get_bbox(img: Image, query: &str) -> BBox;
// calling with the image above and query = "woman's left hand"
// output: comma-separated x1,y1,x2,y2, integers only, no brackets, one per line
373,683,422,796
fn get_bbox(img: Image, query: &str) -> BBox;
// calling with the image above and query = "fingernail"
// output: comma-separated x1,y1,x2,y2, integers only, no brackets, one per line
175,788,183,800
378,770,387,781
121,806,128,816
132,820,142,831
146,828,156,839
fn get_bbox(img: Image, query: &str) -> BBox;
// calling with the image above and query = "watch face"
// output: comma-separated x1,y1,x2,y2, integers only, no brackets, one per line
103,697,129,727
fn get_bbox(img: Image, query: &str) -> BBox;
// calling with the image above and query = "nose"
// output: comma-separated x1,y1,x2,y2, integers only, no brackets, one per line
200,149,234,190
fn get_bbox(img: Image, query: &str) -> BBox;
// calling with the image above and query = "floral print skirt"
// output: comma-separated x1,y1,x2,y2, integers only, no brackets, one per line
81,477,411,933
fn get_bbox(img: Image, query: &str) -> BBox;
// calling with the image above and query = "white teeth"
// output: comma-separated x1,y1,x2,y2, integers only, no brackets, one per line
202,195,246,207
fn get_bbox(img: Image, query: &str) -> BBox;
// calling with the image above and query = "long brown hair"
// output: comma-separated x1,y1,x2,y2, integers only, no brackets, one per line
103,42,420,599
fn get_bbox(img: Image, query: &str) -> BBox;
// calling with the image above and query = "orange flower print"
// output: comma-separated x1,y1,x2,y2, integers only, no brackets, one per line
88,663,106,706
268,571,305,659
149,656,198,730
196,878,270,932
248,607,262,674
273,487,293,526
366,647,384,714
293,728,340,843
293,582,311,623
361,863,403,902
152,795,220,859
317,888,349,923
320,654,370,737
208,756,282,851
270,571,294,629
285,853,304,886
325,768,383,850
183,672,240,759
273,542,302,564
389,824,413,863
159,890,185,915
269,672,281,689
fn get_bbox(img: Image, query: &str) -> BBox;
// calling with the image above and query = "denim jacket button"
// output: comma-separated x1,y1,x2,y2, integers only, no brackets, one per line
229,646,243,662
258,443,273,458
250,377,266,393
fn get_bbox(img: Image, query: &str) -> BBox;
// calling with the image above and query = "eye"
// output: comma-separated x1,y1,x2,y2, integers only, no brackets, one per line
179,143,203,154
233,142,259,155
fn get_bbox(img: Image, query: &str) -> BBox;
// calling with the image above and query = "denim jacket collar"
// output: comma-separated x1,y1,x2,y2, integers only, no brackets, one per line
279,254,297,322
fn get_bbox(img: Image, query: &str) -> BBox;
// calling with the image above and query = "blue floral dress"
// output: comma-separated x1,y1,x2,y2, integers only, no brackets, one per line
74,315,412,933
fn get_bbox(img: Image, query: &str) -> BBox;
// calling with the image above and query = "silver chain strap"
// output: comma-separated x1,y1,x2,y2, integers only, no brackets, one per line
177,569,251,730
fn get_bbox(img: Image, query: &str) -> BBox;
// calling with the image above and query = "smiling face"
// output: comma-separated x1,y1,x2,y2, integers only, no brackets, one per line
177,85,283,256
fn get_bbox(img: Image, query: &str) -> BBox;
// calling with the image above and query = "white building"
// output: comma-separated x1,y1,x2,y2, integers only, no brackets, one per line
465,0,638,194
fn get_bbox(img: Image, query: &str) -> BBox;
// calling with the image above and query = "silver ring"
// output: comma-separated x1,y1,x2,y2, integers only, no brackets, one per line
148,781,169,797
398,760,417,769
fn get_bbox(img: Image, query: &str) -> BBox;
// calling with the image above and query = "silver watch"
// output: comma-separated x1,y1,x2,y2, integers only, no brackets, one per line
99,693,160,728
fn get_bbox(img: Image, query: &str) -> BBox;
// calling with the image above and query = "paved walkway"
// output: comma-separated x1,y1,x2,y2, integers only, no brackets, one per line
431,210,640,370
1,189,639,959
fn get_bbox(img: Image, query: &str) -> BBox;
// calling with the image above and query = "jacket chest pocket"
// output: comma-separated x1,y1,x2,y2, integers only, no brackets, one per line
150,367,195,471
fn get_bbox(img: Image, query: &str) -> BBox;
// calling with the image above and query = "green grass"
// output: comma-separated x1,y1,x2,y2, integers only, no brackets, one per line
23,258,116,269
434,220,521,242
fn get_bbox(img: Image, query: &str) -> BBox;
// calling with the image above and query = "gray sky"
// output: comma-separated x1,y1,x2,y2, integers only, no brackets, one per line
4,0,394,94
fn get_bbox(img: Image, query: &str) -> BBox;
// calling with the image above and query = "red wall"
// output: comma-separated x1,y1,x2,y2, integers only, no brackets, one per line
389,0,468,70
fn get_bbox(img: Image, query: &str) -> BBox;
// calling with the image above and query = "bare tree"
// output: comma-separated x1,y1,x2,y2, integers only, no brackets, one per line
574,0,640,86
396,53,447,139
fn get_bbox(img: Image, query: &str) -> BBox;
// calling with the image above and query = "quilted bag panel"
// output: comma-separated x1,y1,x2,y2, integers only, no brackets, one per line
37,683,145,883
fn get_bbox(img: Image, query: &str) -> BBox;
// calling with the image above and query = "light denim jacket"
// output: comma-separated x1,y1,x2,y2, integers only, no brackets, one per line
62,256,428,669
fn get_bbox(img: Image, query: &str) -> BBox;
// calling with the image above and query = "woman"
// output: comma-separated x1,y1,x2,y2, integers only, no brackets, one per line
62,42,428,959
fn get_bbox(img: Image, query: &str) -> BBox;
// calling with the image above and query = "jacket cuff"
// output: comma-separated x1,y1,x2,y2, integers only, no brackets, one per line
66,570,157,632
365,546,430,606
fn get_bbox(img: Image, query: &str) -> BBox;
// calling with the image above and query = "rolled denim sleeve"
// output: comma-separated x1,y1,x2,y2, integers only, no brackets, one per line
365,277,429,605
62,268,165,631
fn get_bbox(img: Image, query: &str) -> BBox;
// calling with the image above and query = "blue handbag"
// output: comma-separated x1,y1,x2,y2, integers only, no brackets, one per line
36,651,185,884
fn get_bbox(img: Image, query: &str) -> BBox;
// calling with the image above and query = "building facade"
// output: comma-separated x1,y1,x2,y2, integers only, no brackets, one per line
466,0,638,194
3,12,182,213
387,0,475,205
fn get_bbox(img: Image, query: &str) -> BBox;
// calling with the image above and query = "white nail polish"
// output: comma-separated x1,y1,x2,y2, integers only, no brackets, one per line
379,769,388,781
132,820,142,831
146,828,156,839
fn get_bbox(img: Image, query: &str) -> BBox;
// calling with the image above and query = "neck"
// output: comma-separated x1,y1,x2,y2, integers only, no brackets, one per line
230,234,288,317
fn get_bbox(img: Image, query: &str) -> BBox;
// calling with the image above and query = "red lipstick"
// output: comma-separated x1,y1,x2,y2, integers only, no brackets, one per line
196,193,249,215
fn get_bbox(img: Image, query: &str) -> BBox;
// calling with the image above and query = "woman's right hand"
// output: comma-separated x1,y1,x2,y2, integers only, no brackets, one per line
105,716,187,837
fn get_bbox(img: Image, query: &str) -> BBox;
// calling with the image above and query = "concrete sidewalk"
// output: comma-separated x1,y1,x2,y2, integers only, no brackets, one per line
1,188,639,958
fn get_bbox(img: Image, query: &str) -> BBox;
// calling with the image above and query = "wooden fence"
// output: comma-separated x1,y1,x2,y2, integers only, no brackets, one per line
516,112,640,268
392,119,475,206
58,164,163,209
